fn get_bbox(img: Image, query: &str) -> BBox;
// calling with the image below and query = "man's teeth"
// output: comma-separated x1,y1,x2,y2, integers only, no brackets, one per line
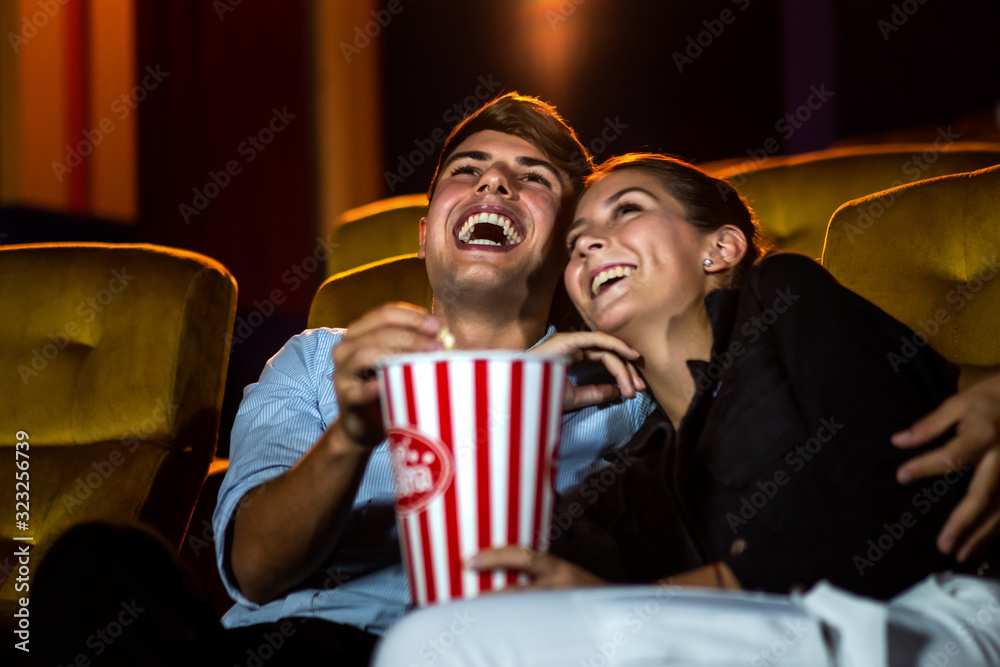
457,212,522,245
591,266,634,296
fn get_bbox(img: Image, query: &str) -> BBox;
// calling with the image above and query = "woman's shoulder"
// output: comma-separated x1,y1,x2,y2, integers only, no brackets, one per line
746,252,841,302
752,252,830,280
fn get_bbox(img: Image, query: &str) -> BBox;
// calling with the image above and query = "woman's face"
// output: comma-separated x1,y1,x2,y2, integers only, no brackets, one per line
565,169,714,337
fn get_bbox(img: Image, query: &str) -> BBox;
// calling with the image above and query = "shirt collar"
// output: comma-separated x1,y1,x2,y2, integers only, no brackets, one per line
527,324,558,351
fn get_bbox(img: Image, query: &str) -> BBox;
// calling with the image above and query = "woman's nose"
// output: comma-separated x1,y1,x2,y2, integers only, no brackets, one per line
574,233,605,256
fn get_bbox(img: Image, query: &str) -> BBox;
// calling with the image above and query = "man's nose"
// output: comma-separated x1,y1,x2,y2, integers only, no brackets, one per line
477,168,510,196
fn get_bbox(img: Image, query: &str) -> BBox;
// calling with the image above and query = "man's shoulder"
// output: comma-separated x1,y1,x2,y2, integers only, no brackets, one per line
273,327,348,362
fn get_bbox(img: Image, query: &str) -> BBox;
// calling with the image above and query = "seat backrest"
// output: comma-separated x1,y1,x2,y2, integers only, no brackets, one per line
0,243,237,609
708,142,1000,260
308,253,584,333
822,164,1000,366
310,254,432,328
328,194,428,275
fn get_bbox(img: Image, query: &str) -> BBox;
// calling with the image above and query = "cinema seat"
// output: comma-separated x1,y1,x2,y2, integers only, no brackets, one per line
706,142,1000,260
0,243,237,637
327,194,428,276
822,164,1000,366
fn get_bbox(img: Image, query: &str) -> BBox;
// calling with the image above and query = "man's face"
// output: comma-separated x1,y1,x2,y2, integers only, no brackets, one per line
419,130,572,300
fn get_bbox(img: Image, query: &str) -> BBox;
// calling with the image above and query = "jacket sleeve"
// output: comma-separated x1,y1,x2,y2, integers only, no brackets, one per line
552,420,705,583
722,253,964,599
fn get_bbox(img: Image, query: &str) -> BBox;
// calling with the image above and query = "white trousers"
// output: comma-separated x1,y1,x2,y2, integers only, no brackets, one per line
372,574,1000,667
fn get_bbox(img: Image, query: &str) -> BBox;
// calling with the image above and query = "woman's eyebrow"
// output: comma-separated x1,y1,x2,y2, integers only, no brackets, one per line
568,186,659,236
608,186,659,203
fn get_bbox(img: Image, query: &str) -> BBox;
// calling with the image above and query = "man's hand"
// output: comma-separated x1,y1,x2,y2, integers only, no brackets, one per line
530,331,645,411
467,546,606,589
893,369,1000,560
332,303,445,447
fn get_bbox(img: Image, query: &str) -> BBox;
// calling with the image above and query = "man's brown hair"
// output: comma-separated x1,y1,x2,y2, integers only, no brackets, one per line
428,92,593,200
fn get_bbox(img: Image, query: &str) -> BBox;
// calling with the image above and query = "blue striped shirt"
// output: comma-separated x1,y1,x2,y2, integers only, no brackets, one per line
213,327,654,635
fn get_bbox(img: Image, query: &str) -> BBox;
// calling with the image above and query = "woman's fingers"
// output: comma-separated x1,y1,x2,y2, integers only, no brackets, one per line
467,546,546,574
467,547,606,589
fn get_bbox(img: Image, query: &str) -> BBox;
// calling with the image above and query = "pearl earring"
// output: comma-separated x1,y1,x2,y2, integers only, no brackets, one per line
703,258,713,267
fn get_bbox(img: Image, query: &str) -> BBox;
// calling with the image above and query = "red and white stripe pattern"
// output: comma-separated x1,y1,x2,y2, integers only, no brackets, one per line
378,352,566,607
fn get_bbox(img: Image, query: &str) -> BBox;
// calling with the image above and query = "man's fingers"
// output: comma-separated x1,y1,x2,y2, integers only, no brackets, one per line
337,325,443,379
956,511,1000,563
940,450,1000,559
892,397,962,448
896,432,978,483
345,302,441,339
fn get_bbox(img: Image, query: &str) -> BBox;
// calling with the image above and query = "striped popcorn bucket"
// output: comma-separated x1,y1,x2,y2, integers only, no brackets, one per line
376,351,567,607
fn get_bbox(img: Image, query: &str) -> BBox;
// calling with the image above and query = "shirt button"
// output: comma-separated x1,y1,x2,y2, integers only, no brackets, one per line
730,538,747,556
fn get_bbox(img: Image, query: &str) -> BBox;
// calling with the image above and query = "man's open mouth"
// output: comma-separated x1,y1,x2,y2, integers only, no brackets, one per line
591,264,635,297
456,211,524,247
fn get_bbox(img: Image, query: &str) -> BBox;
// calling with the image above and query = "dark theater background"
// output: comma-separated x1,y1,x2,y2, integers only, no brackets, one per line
2,0,998,459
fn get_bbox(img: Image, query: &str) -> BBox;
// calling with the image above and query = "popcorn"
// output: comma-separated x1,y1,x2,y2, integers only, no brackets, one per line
437,326,456,350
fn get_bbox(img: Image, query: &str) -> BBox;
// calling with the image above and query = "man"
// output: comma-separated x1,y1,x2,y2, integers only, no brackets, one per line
212,93,655,665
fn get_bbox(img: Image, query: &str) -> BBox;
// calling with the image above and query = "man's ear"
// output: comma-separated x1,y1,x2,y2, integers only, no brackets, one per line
418,217,427,259
705,225,747,272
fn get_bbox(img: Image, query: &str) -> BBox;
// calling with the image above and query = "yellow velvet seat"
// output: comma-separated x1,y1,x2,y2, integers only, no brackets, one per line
309,254,432,328
327,194,428,276
707,142,1000,260
0,243,237,629
822,164,1000,366
308,252,583,333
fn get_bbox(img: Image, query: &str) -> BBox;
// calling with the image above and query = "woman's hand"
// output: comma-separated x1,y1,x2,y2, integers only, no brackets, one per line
892,368,1000,561
467,547,607,589
531,331,645,411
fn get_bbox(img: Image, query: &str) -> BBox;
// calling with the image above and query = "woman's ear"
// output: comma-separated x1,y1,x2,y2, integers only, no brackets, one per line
704,225,747,273
417,217,427,259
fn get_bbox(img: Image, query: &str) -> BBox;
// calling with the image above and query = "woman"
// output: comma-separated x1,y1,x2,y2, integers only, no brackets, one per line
374,154,1000,666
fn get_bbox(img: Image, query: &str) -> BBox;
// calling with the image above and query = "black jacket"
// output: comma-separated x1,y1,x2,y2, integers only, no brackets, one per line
554,253,965,600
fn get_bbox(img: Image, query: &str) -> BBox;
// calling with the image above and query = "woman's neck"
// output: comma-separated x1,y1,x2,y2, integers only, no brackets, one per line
628,308,715,427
